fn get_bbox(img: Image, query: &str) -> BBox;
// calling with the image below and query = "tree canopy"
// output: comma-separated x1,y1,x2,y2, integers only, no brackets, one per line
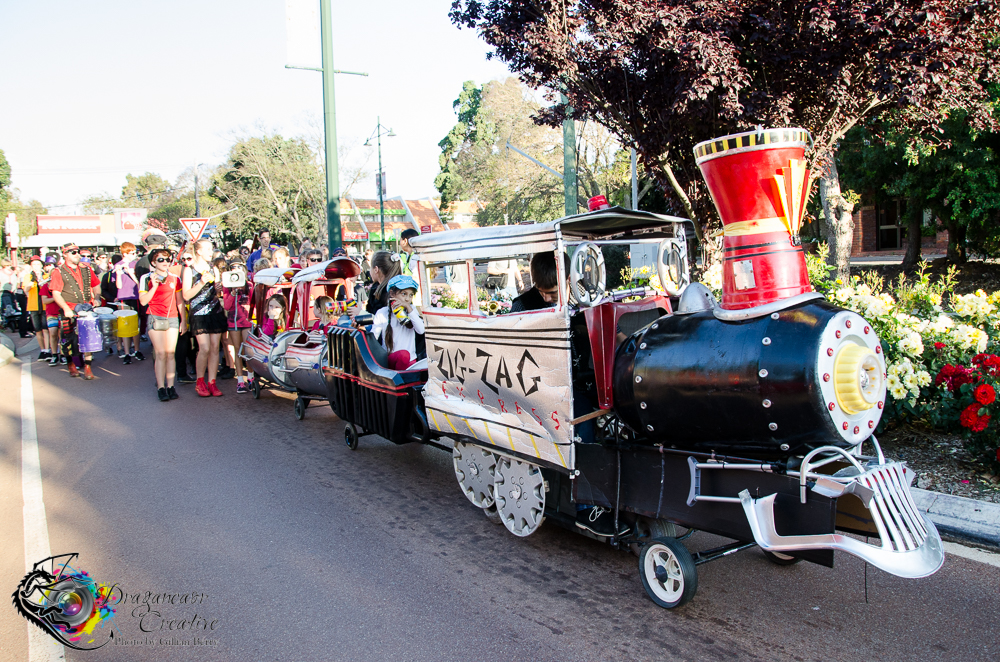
451,0,1000,265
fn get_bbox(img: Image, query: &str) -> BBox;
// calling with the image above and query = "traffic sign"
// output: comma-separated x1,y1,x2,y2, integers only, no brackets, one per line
420,225,431,233
180,218,210,242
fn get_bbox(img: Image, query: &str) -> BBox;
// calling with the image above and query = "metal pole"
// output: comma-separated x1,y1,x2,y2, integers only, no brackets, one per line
630,148,638,210
320,0,342,252
561,93,577,217
194,164,200,217
378,117,385,250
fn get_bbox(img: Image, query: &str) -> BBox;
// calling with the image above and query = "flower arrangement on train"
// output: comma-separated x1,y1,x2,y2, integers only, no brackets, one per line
775,249,1000,468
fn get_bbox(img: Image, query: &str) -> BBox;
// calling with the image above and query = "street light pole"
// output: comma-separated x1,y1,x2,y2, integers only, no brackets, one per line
377,116,385,250
365,118,395,251
320,0,342,253
194,162,206,217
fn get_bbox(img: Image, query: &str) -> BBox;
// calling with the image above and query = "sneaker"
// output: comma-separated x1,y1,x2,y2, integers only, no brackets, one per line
157,387,169,402
236,381,249,394
123,354,132,365
167,386,179,400
107,346,113,354
60,355,68,365
49,354,59,366
177,373,196,384
37,351,49,361
82,365,95,380
195,378,211,397
208,380,223,397
218,366,235,380
133,351,145,361
140,334,148,342
575,507,631,538
68,364,80,378
118,349,126,359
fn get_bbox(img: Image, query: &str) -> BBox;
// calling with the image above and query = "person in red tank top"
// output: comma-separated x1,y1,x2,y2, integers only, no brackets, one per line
139,248,187,402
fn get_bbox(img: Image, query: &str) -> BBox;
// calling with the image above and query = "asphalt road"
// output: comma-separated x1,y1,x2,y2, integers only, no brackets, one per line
1,339,999,661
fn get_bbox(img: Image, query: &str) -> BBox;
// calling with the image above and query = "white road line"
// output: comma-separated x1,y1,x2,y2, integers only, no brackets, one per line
943,541,1000,569
21,362,66,661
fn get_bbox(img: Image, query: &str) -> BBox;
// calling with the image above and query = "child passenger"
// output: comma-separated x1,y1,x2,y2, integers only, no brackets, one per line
260,293,287,338
311,295,336,332
372,275,424,371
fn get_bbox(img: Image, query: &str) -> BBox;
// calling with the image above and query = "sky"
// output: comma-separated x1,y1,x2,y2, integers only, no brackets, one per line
0,0,512,214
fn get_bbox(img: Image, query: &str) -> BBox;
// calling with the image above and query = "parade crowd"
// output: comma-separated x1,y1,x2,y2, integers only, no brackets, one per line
0,227,424,401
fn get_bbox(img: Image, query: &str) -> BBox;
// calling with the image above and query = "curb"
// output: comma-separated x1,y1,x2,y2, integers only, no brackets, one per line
0,335,14,368
911,487,1000,550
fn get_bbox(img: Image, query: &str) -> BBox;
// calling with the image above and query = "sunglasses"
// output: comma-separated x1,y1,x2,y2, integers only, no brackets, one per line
154,257,171,263
65,249,79,255
307,257,322,263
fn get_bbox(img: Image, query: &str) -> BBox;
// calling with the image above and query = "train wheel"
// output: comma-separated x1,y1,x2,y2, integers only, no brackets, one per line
483,505,503,525
294,397,309,420
762,550,802,566
251,377,261,400
639,537,698,609
453,442,497,509
494,457,545,537
345,424,359,451
630,517,679,556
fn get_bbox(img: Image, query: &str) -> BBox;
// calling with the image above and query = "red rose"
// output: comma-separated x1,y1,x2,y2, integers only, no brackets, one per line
960,404,979,429
973,414,991,433
975,383,996,405
934,342,946,350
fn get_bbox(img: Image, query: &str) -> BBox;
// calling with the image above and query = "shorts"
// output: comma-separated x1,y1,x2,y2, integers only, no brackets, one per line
30,311,45,332
149,314,180,330
228,324,251,332
189,310,228,335
46,315,60,329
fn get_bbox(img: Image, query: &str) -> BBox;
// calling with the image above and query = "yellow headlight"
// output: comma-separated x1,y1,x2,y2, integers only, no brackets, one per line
834,343,882,415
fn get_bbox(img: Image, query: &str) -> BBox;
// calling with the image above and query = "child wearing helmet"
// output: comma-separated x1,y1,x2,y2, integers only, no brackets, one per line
371,274,424,371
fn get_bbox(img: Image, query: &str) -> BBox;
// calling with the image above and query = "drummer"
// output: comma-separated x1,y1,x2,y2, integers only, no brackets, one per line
48,242,101,380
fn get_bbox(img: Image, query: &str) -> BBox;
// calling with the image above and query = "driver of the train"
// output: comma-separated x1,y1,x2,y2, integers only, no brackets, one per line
510,252,562,312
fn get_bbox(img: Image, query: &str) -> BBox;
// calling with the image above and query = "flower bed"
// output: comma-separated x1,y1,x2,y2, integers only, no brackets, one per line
810,250,1000,472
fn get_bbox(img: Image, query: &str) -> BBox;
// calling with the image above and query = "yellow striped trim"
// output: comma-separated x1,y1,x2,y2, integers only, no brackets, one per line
553,441,567,468
723,217,789,237
529,435,541,459
429,409,440,431
507,427,516,451
463,418,475,436
694,128,810,161
442,413,458,434
483,421,496,445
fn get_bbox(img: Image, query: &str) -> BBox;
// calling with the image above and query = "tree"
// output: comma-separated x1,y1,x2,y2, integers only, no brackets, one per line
212,134,325,245
451,0,1000,279
436,77,644,224
0,148,48,243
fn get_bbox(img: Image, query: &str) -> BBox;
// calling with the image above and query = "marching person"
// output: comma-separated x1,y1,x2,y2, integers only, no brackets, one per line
115,241,144,364
48,242,101,379
182,238,228,397
23,256,51,359
138,247,186,402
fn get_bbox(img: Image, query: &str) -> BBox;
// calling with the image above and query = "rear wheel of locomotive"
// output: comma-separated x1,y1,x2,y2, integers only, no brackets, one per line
639,537,698,609
762,550,802,566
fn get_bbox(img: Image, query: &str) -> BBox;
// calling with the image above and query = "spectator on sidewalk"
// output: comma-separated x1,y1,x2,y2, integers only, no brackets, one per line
22,255,51,359
139,247,186,402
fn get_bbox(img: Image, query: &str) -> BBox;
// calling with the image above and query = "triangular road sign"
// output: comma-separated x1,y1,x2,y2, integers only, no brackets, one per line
180,218,210,242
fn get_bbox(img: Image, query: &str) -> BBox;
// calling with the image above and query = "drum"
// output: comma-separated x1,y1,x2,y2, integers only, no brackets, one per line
115,309,139,337
76,315,103,352
98,313,117,341
694,128,813,310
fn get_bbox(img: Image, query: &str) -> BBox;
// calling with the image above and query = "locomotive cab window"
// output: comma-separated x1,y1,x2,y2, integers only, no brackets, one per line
423,261,473,312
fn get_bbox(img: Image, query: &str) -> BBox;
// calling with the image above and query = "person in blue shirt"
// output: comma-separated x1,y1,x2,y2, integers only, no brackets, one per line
246,229,280,272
